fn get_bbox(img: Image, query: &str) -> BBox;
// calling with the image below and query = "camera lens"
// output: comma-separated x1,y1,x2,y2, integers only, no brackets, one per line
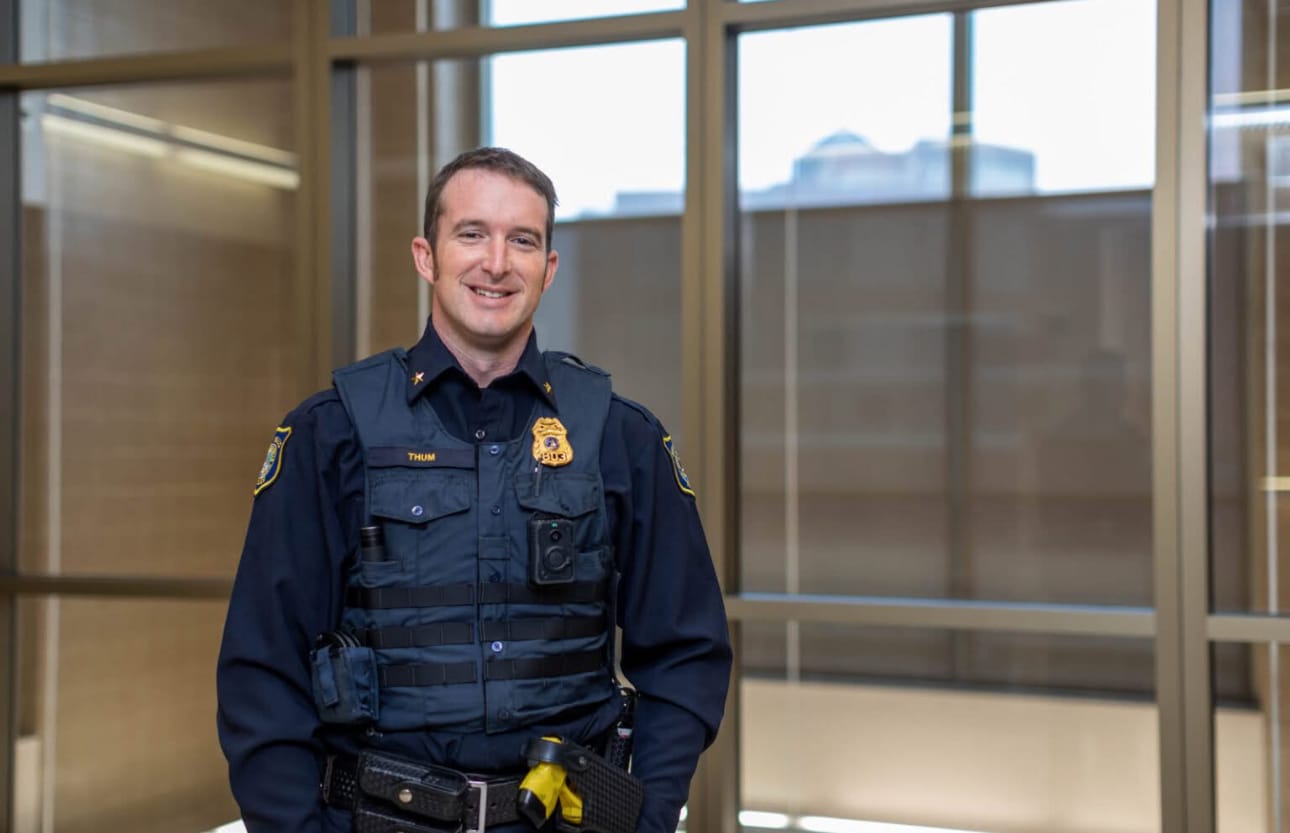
549,530,562,542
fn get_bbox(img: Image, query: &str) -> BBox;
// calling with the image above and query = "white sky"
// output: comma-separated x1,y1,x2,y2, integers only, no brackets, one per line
487,0,1156,218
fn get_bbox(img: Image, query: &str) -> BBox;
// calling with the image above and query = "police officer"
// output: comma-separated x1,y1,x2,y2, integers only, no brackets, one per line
216,147,732,833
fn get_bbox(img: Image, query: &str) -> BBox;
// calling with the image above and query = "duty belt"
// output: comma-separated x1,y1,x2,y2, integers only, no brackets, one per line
323,750,524,833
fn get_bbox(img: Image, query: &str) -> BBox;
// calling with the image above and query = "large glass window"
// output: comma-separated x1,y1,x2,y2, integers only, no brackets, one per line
1213,642,1283,833
738,2,1157,607
1208,0,1290,617
17,80,301,579
738,17,953,207
971,0,1155,196
740,623,1164,832
14,597,234,833
1208,1,1290,825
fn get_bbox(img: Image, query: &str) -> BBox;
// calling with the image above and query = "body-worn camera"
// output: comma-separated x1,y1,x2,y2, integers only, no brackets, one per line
529,516,576,586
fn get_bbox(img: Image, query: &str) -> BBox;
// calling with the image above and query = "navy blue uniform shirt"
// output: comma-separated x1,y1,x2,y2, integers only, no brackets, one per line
217,322,733,833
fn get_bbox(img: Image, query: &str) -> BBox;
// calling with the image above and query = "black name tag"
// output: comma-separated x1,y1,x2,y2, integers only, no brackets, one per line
368,447,476,469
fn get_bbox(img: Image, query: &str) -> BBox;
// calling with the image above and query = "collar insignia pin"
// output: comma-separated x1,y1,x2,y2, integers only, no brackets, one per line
532,417,573,467
411,371,425,386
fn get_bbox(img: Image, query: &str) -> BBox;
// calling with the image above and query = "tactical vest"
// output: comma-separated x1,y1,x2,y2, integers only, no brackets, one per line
329,348,617,735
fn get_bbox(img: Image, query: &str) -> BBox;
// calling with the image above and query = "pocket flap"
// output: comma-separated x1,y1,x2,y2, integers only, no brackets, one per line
370,473,472,524
514,472,601,518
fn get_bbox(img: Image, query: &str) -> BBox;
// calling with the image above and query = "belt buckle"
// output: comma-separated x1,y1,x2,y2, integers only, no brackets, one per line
466,779,488,833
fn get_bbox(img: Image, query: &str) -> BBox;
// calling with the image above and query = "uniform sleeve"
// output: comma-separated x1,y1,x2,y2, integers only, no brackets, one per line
216,394,363,833
603,399,733,833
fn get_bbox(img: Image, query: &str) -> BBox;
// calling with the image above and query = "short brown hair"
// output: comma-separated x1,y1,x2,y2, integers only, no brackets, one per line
422,147,558,252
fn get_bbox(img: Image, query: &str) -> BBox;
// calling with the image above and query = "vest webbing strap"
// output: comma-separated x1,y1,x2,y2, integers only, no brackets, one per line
477,580,608,605
349,580,609,610
380,661,477,687
380,649,603,688
479,614,605,643
483,649,603,681
348,583,474,609
358,615,605,649
359,622,474,649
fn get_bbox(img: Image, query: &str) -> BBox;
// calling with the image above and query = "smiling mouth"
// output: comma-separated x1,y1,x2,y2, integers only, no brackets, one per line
472,287,512,299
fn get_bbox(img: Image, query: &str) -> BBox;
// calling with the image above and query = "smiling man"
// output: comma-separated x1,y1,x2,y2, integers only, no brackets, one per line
217,147,732,833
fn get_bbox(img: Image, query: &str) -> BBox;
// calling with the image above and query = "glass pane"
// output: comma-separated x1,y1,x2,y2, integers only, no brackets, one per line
970,194,1153,605
738,17,953,207
14,597,235,833
489,42,685,221
19,0,290,63
350,0,682,34
1208,0,1290,613
18,80,302,579
355,44,686,437
740,622,1160,831
739,14,1155,605
1214,642,1281,833
970,0,1156,196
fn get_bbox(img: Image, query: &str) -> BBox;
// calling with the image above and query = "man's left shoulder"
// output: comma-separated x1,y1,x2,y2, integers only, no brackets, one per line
609,393,665,436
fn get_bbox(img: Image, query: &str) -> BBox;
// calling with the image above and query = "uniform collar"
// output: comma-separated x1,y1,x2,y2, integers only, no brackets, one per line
405,319,558,410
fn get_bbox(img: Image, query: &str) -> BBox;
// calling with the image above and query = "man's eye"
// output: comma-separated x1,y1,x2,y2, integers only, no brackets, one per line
513,236,537,247
460,231,483,240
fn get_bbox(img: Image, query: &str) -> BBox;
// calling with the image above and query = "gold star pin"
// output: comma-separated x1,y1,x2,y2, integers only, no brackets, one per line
412,371,425,386
543,381,553,395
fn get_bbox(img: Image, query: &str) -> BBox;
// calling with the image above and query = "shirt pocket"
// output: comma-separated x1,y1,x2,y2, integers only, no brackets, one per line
366,471,473,568
513,471,601,519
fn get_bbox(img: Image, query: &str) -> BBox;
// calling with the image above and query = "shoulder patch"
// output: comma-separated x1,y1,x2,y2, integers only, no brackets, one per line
254,426,293,496
663,435,696,497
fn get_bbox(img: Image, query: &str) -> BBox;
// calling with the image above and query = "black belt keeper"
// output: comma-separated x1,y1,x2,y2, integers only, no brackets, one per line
322,751,525,833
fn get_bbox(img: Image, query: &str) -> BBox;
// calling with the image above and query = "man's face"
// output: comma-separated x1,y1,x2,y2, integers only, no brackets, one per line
411,168,557,357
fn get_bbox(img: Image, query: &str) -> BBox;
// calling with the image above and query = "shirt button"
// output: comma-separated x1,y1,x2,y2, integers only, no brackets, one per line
489,444,501,456
498,709,510,720
491,641,504,653
491,505,502,515
410,505,424,517
475,428,487,440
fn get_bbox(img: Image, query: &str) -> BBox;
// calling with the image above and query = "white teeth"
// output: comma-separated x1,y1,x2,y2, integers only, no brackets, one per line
474,288,506,299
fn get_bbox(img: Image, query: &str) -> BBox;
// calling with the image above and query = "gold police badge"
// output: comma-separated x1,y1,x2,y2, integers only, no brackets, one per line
531,417,573,467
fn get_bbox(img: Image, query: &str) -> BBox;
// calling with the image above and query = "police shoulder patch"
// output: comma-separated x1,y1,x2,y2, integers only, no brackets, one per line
254,426,293,496
662,435,696,497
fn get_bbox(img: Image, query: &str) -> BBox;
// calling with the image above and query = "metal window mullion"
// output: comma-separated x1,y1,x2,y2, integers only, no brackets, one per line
726,594,1155,637
328,11,687,63
0,0,18,826
0,574,232,598
292,0,330,393
330,0,357,370
718,0,1049,33
1209,615,1290,643
0,44,292,89
1153,0,1214,828
1176,0,1214,826
683,4,740,833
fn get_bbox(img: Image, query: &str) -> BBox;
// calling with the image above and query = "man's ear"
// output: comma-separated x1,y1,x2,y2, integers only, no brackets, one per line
411,237,436,285
542,248,559,293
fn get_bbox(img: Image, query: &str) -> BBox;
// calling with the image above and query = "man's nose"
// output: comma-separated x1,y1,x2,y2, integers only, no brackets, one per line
482,238,508,275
